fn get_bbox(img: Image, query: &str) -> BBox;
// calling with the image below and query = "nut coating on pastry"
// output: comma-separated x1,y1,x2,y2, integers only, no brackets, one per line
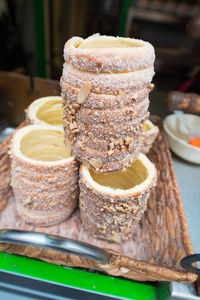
79,153,157,242
140,120,159,154
61,34,155,172
11,125,79,226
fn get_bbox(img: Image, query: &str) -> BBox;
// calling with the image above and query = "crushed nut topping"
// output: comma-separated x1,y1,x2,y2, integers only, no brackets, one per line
70,122,77,130
148,83,154,91
117,89,126,104
82,158,91,168
90,158,102,169
77,81,92,104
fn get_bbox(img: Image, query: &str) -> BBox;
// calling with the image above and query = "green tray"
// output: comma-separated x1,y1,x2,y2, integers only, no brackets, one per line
0,252,170,299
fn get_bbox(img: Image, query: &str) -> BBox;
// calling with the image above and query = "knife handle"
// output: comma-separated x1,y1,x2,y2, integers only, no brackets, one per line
180,254,200,275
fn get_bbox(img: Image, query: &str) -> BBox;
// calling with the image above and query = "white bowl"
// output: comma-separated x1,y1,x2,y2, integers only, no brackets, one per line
163,114,200,164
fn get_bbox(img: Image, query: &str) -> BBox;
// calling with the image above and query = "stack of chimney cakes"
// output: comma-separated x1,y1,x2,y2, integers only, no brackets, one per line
61,34,158,242
61,34,156,172
10,34,157,242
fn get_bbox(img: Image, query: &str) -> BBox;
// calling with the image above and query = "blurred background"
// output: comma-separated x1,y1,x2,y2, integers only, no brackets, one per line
0,0,200,126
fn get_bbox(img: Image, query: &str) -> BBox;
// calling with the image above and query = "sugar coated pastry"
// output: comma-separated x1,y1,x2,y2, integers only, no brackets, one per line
61,34,155,172
64,34,155,73
79,153,157,242
11,125,79,226
140,120,159,154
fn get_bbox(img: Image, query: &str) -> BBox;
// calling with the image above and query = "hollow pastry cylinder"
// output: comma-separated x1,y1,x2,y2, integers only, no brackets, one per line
79,153,157,243
64,34,155,73
140,120,159,154
62,62,154,95
62,82,149,172
61,34,155,172
26,96,63,127
61,81,151,172
11,125,79,226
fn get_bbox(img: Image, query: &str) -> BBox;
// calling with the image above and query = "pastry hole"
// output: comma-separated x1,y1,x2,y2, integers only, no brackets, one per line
89,159,148,190
20,129,70,161
36,99,63,125
78,38,144,49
